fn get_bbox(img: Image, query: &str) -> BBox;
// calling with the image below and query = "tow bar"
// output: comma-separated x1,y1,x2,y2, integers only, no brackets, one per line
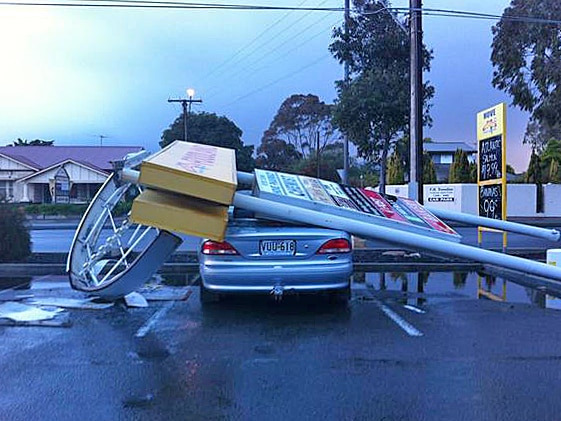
270,285,285,301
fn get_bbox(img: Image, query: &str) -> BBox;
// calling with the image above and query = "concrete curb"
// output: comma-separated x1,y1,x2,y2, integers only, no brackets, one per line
1,248,548,277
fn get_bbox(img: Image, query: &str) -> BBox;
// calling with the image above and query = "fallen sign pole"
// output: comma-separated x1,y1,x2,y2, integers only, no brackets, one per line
426,206,560,243
233,193,561,283
124,168,561,243
233,170,561,243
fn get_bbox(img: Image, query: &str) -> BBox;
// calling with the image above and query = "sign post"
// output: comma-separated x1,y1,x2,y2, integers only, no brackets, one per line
476,103,507,250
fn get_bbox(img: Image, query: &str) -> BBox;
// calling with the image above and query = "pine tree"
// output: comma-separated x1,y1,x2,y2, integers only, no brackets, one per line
422,152,437,184
387,152,405,184
549,159,561,183
449,149,471,183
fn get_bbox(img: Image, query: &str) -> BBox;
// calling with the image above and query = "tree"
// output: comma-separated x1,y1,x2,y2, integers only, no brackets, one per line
12,138,54,146
523,117,550,155
348,160,379,187
0,204,31,263
448,149,471,183
541,138,561,182
491,0,561,132
469,161,478,183
387,151,405,184
526,150,543,184
422,152,437,184
262,94,336,159
526,149,544,212
329,0,433,193
392,135,434,181
160,111,255,172
291,142,346,182
255,138,302,171
549,159,561,183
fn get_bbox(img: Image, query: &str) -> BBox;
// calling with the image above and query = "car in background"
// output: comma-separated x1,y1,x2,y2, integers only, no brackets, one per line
198,207,353,303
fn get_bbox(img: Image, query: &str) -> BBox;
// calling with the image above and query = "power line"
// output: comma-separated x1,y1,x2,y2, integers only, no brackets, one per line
3,1,561,25
197,0,311,85
205,15,341,102
217,52,332,109
250,17,341,74
202,0,336,98
389,7,561,26
0,1,344,11
204,5,338,99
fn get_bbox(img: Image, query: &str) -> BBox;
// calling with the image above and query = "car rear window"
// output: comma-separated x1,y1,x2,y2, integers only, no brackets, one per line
229,207,309,228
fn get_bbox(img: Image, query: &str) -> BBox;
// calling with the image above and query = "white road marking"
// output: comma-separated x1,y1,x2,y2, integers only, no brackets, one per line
403,304,426,314
373,298,424,337
135,301,174,338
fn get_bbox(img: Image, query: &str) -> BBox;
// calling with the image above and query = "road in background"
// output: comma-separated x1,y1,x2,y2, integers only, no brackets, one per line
30,229,200,253
28,217,561,254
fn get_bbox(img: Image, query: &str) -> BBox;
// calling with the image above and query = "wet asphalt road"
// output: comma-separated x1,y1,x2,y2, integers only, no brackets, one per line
2,279,561,421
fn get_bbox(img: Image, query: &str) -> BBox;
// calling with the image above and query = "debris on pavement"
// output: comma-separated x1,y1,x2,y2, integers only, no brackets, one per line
28,297,114,310
124,292,149,308
0,301,70,327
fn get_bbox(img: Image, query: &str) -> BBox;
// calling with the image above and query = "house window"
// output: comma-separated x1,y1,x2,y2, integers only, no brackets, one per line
0,180,13,201
440,154,453,164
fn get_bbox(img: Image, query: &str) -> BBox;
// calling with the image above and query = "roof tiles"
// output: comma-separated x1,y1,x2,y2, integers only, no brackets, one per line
0,146,144,172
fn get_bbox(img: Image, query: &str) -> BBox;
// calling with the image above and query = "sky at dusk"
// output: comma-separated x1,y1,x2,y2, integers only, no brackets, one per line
0,0,532,172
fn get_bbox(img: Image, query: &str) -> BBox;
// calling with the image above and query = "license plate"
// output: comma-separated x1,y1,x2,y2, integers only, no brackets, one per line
259,240,296,256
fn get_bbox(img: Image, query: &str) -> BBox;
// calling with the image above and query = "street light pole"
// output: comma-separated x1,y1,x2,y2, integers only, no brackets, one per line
342,0,350,185
409,0,424,202
168,88,202,142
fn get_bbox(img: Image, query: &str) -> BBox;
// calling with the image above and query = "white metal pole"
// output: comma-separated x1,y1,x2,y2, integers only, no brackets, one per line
427,206,560,242
233,193,561,282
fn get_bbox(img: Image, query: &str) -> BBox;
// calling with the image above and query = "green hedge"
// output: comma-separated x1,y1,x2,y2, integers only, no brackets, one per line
24,203,89,216
0,204,31,262
23,200,133,217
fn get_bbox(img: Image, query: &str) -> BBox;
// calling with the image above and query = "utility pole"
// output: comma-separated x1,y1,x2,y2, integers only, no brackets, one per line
342,0,350,185
168,88,202,142
98,135,108,147
316,131,321,179
409,0,424,202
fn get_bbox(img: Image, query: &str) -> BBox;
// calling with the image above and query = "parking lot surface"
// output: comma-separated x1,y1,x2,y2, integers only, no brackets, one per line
2,274,561,421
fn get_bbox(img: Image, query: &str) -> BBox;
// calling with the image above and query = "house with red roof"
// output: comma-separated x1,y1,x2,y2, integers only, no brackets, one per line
0,146,144,203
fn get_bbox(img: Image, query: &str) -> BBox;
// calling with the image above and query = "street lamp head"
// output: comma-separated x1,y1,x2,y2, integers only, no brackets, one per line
187,88,195,98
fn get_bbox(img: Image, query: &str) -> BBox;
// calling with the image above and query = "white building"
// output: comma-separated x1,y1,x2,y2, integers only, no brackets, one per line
0,146,143,203
424,141,477,182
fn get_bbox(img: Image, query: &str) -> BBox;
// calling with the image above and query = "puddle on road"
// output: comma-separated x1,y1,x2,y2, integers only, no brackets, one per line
1,269,561,312
353,271,561,311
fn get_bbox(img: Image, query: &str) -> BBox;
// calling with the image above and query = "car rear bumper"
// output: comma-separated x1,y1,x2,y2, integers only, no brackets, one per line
200,260,352,293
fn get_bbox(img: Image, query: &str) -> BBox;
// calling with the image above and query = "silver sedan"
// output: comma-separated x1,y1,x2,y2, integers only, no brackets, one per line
198,212,353,303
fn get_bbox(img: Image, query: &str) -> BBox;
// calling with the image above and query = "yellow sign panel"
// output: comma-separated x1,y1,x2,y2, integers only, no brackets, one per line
139,140,237,205
477,103,506,141
476,102,507,247
131,189,229,241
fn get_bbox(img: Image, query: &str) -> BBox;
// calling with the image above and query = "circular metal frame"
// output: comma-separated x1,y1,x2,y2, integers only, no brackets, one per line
67,155,182,298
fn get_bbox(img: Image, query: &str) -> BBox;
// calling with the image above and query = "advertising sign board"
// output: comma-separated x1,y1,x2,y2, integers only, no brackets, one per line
253,169,460,242
478,184,502,220
477,103,507,247
477,103,506,219
139,140,237,205
426,186,455,203
54,166,70,204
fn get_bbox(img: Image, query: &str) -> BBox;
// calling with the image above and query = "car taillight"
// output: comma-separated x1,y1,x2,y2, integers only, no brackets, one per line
201,240,239,255
317,238,352,254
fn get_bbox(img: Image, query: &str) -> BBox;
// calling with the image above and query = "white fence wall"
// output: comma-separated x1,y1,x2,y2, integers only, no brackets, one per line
386,183,558,217
544,184,561,217
507,184,537,217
